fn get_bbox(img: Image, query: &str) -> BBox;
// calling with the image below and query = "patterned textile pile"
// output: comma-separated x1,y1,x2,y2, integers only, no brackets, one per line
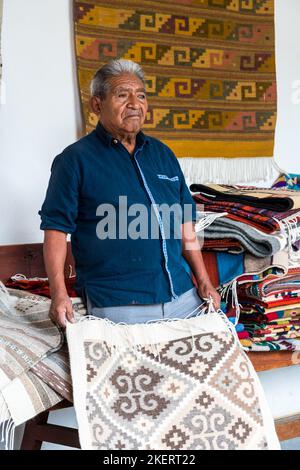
74,0,277,185
272,173,300,191
0,285,63,449
0,283,86,449
192,176,300,352
66,306,280,450
237,267,300,351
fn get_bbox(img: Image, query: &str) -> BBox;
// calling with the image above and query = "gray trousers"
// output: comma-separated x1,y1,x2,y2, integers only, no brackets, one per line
86,287,204,324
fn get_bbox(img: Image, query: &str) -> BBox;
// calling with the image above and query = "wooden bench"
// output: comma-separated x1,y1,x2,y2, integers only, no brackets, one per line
0,242,299,449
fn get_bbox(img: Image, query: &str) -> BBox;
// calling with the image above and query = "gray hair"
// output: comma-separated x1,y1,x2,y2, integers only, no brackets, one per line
90,59,145,99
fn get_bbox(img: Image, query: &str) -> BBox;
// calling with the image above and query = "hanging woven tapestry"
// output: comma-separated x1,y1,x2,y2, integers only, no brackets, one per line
74,0,277,184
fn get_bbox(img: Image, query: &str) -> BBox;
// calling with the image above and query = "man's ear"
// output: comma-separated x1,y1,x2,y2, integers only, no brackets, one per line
90,96,102,116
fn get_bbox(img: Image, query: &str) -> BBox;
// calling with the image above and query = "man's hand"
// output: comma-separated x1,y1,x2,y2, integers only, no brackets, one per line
181,222,221,311
197,281,221,310
49,293,75,328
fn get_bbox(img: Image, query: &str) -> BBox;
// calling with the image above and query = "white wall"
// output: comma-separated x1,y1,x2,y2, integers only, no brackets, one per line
0,0,300,450
0,0,300,244
0,0,83,245
274,0,300,171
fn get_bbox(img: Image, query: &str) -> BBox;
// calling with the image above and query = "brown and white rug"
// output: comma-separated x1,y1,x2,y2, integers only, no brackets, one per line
67,307,280,450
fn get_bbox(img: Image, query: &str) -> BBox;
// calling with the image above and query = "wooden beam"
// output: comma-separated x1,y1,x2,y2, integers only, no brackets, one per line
248,351,298,372
275,414,300,442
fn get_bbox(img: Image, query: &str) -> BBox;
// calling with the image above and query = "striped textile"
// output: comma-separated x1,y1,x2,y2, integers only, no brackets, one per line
31,342,73,403
0,286,64,449
30,298,88,403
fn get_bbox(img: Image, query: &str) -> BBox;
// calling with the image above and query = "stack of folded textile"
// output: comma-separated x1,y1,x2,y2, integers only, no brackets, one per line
191,176,300,352
236,267,300,351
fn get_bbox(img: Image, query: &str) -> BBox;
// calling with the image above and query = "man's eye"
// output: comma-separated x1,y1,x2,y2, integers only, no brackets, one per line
118,93,127,98
138,94,146,100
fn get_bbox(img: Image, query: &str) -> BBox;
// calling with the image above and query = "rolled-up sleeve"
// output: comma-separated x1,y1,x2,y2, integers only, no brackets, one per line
179,172,197,224
38,152,80,234
170,152,197,224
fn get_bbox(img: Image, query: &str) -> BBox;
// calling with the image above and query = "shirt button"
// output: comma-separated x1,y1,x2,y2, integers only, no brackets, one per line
113,139,118,144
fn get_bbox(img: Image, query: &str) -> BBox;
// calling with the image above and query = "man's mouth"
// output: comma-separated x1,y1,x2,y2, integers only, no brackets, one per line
124,114,141,119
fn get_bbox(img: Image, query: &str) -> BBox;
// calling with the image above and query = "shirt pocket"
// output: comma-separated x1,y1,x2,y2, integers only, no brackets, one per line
154,173,181,206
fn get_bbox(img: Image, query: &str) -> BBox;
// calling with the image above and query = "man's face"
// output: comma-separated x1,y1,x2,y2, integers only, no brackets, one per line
95,73,148,136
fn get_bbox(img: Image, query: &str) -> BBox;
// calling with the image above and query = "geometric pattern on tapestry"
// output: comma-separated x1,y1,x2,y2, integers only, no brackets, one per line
74,0,277,159
84,331,268,450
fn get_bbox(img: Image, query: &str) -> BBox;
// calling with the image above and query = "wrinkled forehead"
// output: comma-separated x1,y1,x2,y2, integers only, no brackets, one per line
107,73,146,94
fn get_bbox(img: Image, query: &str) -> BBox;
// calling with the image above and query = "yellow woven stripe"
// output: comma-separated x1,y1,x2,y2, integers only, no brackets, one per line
162,140,274,158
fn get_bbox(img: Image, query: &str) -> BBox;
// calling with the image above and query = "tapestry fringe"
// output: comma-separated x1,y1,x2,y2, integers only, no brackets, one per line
178,157,284,186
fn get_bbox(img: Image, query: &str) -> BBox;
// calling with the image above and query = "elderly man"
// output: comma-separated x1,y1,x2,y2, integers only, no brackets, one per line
39,59,220,327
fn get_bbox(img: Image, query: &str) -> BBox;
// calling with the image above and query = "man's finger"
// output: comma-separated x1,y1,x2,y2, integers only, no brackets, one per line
57,312,67,328
50,308,67,328
66,306,76,324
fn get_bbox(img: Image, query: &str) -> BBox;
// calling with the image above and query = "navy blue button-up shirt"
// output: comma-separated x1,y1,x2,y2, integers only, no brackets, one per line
39,123,197,308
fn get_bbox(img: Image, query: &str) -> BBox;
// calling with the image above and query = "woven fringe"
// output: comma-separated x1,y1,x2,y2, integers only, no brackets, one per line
275,215,300,264
220,279,242,326
0,281,17,311
195,211,228,233
71,298,240,357
178,157,282,185
0,394,15,451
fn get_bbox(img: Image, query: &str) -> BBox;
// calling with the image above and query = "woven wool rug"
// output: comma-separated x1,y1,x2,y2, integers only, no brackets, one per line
67,306,280,450
0,284,64,449
74,0,277,184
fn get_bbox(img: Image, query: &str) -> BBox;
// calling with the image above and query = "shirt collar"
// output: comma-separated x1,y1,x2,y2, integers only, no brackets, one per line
95,122,150,148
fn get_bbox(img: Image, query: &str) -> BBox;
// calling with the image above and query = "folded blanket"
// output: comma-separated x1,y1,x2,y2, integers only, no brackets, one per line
240,311,300,326
30,298,87,403
1,370,62,437
190,184,300,211
202,250,289,289
193,193,300,234
31,342,73,403
201,217,286,258
238,267,300,300
202,238,245,254
241,303,300,317
241,338,300,352
272,173,300,191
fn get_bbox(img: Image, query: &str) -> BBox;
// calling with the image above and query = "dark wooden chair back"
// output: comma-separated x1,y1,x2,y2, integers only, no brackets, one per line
0,242,75,282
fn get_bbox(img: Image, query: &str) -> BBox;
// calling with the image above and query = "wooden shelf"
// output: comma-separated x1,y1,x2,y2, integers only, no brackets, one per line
248,351,299,372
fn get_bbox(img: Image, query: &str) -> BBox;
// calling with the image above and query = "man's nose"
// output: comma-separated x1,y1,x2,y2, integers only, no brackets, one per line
127,94,139,108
